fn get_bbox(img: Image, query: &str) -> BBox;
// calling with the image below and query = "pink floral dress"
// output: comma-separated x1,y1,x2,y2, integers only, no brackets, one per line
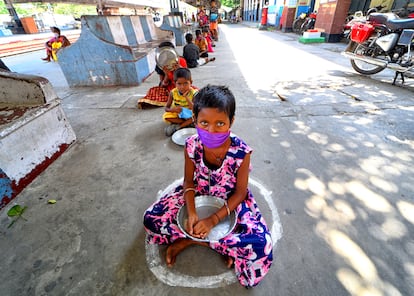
143,134,273,287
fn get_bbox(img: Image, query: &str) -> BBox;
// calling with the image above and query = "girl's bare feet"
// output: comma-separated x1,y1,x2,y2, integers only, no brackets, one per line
166,239,191,267
224,255,234,268
166,239,209,267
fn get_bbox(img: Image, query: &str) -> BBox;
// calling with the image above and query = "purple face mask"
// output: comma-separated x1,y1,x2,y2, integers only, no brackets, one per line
196,127,230,148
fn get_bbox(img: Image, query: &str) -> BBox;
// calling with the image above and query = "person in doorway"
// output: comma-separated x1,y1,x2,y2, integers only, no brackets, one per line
183,33,215,68
162,68,197,136
143,85,273,287
209,0,220,41
41,26,70,62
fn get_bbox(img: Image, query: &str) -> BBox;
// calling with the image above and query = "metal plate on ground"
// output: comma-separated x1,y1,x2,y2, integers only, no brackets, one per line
177,195,237,242
171,128,197,146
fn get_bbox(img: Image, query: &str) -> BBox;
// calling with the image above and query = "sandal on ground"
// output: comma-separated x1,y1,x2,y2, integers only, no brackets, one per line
165,124,180,137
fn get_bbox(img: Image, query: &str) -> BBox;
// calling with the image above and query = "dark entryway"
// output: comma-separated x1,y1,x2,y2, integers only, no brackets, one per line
348,0,371,14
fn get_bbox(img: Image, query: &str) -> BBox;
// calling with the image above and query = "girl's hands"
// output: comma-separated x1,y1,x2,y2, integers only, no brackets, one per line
172,106,182,113
186,213,199,236
192,217,216,239
186,214,216,239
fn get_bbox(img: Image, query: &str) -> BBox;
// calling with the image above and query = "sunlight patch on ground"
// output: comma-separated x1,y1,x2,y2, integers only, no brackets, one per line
336,268,385,296
369,176,398,193
359,156,398,177
328,181,347,195
404,262,414,278
221,26,348,96
397,200,414,224
307,132,328,145
324,229,379,281
346,181,393,213
380,217,407,239
295,168,326,196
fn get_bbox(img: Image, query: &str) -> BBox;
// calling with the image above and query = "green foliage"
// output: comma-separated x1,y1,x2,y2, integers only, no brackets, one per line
7,204,26,217
7,204,27,228
221,0,240,8
49,3,96,18
0,2,8,14
0,2,96,18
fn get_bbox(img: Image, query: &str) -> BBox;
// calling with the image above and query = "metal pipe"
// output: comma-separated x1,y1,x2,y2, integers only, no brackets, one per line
341,51,387,67
342,51,414,73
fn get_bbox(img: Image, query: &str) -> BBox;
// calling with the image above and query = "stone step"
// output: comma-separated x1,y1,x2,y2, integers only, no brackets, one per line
0,72,76,209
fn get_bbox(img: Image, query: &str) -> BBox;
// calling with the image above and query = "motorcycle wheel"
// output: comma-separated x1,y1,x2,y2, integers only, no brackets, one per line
350,43,386,75
292,18,304,34
300,19,315,34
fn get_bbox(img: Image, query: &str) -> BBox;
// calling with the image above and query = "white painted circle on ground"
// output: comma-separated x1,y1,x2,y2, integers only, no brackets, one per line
145,177,283,288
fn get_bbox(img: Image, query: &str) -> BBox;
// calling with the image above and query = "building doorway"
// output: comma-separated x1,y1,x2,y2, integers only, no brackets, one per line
349,0,371,13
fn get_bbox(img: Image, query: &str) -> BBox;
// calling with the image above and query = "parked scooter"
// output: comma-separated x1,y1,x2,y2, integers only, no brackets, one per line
342,12,414,84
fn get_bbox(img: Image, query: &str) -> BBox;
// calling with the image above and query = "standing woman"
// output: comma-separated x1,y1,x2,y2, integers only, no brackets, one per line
41,27,71,62
209,0,220,41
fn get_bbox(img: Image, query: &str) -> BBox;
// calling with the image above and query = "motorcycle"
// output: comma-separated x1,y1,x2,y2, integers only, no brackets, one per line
293,12,308,34
342,12,414,85
343,11,365,40
300,11,317,34
342,5,387,40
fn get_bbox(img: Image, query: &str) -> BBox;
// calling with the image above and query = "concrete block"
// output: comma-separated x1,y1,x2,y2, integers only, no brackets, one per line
58,15,174,87
0,71,57,106
299,37,325,44
303,30,321,38
0,73,76,209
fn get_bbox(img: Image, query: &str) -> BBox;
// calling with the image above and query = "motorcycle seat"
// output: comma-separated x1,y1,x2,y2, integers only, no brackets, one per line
387,18,414,30
368,12,399,25
369,13,414,30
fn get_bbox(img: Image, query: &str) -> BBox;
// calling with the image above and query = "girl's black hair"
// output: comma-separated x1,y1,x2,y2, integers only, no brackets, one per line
195,29,202,36
193,85,236,122
158,41,175,48
51,26,61,35
173,68,192,81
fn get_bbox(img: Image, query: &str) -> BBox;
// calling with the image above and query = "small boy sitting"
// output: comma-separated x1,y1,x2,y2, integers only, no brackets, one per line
183,32,215,68
162,68,197,136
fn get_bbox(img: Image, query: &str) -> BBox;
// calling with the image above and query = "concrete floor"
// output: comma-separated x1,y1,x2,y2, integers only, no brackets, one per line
1,22,414,296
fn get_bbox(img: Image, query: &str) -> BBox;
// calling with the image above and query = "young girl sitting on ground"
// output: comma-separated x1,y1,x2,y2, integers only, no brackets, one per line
162,68,197,136
202,27,215,52
144,85,273,287
194,29,214,61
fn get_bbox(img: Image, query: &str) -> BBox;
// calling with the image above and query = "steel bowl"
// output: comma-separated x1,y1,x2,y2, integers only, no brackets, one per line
171,128,197,146
177,195,237,242
155,47,179,71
